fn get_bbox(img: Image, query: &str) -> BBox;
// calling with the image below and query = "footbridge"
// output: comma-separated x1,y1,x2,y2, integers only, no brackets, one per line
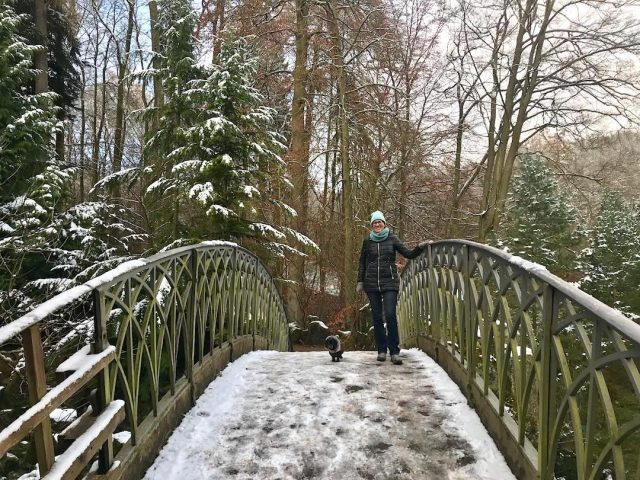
0,241,639,479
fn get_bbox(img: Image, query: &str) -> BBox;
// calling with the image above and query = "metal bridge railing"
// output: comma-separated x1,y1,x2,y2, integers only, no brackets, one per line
398,240,640,480
0,242,289,479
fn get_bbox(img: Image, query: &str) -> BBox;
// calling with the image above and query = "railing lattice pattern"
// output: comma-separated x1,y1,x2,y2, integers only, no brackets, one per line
0,242,288,479
398,240,640,480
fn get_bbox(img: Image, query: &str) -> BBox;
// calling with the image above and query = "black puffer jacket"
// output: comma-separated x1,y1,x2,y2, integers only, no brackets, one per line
357,234,424,292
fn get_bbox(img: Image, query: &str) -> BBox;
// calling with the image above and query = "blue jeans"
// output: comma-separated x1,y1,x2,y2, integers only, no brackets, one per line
366,290,400,355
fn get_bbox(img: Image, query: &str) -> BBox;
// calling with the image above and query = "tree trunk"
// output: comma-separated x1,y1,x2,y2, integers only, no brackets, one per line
34,0,47,94
326,0,355,311
79,67,86,201
210,0,226,62
397,85,411,239
148,0,163,124
112,0,135,201
479,0,551,241
450,91,464,238
319,88,333,295
91,46,99,189
285,0,310,324
91,34,109,190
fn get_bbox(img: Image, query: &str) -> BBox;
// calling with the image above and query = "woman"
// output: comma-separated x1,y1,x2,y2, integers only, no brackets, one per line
356,211,428,365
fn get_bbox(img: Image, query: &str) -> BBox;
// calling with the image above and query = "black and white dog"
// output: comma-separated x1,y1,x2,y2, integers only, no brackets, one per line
324,335,344,362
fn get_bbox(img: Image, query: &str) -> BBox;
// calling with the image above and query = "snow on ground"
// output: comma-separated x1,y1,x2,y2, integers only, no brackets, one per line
144,349,516,480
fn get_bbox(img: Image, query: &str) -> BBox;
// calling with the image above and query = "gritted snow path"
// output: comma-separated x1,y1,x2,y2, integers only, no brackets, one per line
144,349,516,480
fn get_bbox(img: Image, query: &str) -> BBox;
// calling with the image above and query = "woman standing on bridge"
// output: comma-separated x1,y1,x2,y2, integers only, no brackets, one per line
357,211,428,365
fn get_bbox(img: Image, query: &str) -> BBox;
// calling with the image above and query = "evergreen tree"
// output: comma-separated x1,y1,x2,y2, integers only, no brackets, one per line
125,0,315,255
579,193,640,319
0,1,58,203
15,0,81,123
0,2,128,324
0,0,69,320
496,153,582,277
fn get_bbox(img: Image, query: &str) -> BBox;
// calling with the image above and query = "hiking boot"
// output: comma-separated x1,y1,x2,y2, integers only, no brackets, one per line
376,352,386,362
390,354,403,365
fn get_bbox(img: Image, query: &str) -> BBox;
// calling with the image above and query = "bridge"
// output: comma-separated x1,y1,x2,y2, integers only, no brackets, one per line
0,241,639,479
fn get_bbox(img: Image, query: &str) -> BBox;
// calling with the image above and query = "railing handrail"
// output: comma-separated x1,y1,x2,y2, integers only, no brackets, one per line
0,241,249,345
432,239,640,343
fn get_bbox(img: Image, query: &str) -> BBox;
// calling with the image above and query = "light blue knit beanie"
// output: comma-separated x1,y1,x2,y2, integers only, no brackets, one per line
370,210,386,225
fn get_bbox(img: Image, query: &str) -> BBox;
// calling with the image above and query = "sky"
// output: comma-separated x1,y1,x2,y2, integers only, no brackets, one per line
143,349,516,480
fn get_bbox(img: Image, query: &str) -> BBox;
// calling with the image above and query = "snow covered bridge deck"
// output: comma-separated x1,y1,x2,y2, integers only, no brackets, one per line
143,350,514,480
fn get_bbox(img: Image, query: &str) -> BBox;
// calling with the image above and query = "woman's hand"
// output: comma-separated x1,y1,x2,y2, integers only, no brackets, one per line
356,282,364,293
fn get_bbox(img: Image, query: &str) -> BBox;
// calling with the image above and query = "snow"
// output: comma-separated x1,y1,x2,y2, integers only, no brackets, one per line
172,160,202,173
0,346,115,447
50,408,78,423
281,227,320,250
90,168,139,193
156,277,171,304
509,255,549,274
249,222,286,239
207,204,235,217
199,240,238,248
3,196,47,215
146,179,174,194
243,185,259,198
0,260,145,344
113,430,131,444
26,278,73,292
204,117,226,134
189,182,213,204
273,200,297,217
144,350,516,480
309,319,329,329
56,345,93,373
45,400,125,479
0,221,15,233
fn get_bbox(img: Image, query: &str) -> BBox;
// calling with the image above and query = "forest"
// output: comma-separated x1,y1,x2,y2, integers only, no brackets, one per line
1,0,640,332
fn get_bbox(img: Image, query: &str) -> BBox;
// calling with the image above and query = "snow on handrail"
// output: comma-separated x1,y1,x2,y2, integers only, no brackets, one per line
434,239,640,344
0,346,115,457
0,241,241,345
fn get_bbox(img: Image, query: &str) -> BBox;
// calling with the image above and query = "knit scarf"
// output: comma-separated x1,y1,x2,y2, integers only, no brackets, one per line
369,227,389,242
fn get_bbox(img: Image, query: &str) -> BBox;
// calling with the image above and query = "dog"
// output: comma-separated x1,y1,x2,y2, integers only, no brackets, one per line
324,335,344,362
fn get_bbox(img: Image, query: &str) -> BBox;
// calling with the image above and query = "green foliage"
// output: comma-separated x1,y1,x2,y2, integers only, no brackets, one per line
497,153,583,277
0,1,58,202
142,1,290,246
579,192,640,319
14,0,82,121
0,1,65,320
0,3,132,323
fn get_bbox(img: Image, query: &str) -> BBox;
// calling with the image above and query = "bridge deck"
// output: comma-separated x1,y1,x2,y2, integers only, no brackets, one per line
143,350,515,480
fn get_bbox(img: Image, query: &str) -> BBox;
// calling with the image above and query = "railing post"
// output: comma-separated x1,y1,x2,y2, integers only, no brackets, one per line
22,325,55,475
188,250,198,403
411,259,419,343
230,247,237,359
93,289,114,473
539,284,556,479
251,261,258,351
463,244,475,403
427,243,440,359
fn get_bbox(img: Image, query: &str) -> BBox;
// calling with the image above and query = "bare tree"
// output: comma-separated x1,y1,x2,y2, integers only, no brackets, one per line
451,0,640,240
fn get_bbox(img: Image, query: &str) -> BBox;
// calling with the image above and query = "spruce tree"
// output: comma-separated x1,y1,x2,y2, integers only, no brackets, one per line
0,0,68,320
0,1,57,202
497,153,582,277
579,193,640,319
135,0,313,254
